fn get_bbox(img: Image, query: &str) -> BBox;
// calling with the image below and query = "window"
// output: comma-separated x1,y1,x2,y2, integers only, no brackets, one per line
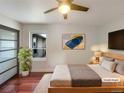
0,25,19,85
30,33,47,61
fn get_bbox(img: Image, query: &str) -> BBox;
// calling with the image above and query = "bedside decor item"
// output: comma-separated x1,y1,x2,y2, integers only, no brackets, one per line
90,51,102,64
62,33,85,50
18,48,32,76
94,51,102,62
91,45,102,64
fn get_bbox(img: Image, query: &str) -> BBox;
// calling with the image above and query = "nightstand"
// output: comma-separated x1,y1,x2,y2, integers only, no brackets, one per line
89,61,100,64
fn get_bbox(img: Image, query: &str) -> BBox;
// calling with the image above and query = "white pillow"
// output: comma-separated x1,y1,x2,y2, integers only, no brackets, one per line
100,57,114,64
115,60,124,75
101,59,117,72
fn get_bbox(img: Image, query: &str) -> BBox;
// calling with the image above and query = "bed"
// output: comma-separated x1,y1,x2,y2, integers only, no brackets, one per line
48,52,124,93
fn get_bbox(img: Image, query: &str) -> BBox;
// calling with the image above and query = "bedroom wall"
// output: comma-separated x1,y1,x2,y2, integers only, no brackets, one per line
21,24,100,72
0,14,20,30
99,16,124,55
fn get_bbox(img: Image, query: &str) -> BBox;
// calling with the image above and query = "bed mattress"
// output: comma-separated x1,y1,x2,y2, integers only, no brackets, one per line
50,64,124,87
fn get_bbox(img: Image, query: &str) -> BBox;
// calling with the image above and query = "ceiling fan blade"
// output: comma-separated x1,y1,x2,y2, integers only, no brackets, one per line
71,3,89,12
63,14,68,19
44,7,58,14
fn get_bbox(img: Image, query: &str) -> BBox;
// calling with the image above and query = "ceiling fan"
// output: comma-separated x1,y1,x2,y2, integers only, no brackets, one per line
44,0,89,19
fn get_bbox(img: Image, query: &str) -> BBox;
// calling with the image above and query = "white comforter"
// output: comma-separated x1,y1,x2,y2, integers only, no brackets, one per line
50,64,124,87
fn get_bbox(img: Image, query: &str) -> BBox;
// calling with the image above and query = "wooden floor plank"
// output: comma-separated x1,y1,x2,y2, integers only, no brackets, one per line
0,72,51,93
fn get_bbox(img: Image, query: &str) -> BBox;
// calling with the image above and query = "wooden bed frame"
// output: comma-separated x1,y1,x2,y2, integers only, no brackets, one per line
48,52,124,93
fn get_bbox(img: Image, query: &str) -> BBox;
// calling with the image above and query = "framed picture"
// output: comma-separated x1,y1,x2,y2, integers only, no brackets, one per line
62,33,85,50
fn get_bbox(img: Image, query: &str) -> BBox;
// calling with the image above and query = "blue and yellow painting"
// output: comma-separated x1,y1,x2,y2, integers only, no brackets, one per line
63,33,85,50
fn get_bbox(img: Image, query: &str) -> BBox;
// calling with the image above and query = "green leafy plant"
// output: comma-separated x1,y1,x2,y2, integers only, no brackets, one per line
18,48,32,72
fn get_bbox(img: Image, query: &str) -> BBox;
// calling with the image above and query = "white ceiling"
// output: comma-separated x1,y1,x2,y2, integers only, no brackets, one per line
0,0,124,26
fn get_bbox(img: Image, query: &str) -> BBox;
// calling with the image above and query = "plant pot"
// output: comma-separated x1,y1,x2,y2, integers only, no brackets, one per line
21,71,29,76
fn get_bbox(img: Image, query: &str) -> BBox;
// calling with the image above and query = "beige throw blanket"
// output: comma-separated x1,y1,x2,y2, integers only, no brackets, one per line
68,64,102,87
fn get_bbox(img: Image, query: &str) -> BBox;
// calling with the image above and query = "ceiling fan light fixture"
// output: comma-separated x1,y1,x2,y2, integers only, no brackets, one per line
58,4,70,14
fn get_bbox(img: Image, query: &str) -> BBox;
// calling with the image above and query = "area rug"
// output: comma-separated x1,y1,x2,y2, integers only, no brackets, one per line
33,74,52,93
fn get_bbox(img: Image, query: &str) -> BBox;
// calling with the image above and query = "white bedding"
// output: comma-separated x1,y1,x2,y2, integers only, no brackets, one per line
50,64,124,87
89,64,124,86
50,65,71,87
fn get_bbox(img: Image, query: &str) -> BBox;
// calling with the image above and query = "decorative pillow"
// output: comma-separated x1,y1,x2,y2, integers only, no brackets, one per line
101,59,117,72
115,60,124,75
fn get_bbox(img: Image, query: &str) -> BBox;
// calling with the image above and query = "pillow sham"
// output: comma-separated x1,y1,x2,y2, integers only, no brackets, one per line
100,57,114,64
101,59,117,72
115,60,124,75
101,57,114,61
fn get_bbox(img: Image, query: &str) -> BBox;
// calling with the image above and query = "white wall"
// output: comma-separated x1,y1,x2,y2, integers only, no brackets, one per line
0,14,20,30
99,16,124,55
21,24,100,72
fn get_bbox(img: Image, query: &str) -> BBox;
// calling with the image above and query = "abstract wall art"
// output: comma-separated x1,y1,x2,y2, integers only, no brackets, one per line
62,33,85,50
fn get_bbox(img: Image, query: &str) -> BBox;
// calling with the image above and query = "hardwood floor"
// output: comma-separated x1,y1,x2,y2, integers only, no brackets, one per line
0,72,50,93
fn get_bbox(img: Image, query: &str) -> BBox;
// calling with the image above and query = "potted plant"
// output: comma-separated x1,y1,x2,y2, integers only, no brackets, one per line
18,48,32,76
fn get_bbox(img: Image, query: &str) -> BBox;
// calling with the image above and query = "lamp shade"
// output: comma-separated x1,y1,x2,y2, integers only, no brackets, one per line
94,51,102,57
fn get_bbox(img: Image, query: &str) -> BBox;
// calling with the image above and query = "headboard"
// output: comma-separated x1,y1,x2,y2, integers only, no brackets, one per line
103,52,124,61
